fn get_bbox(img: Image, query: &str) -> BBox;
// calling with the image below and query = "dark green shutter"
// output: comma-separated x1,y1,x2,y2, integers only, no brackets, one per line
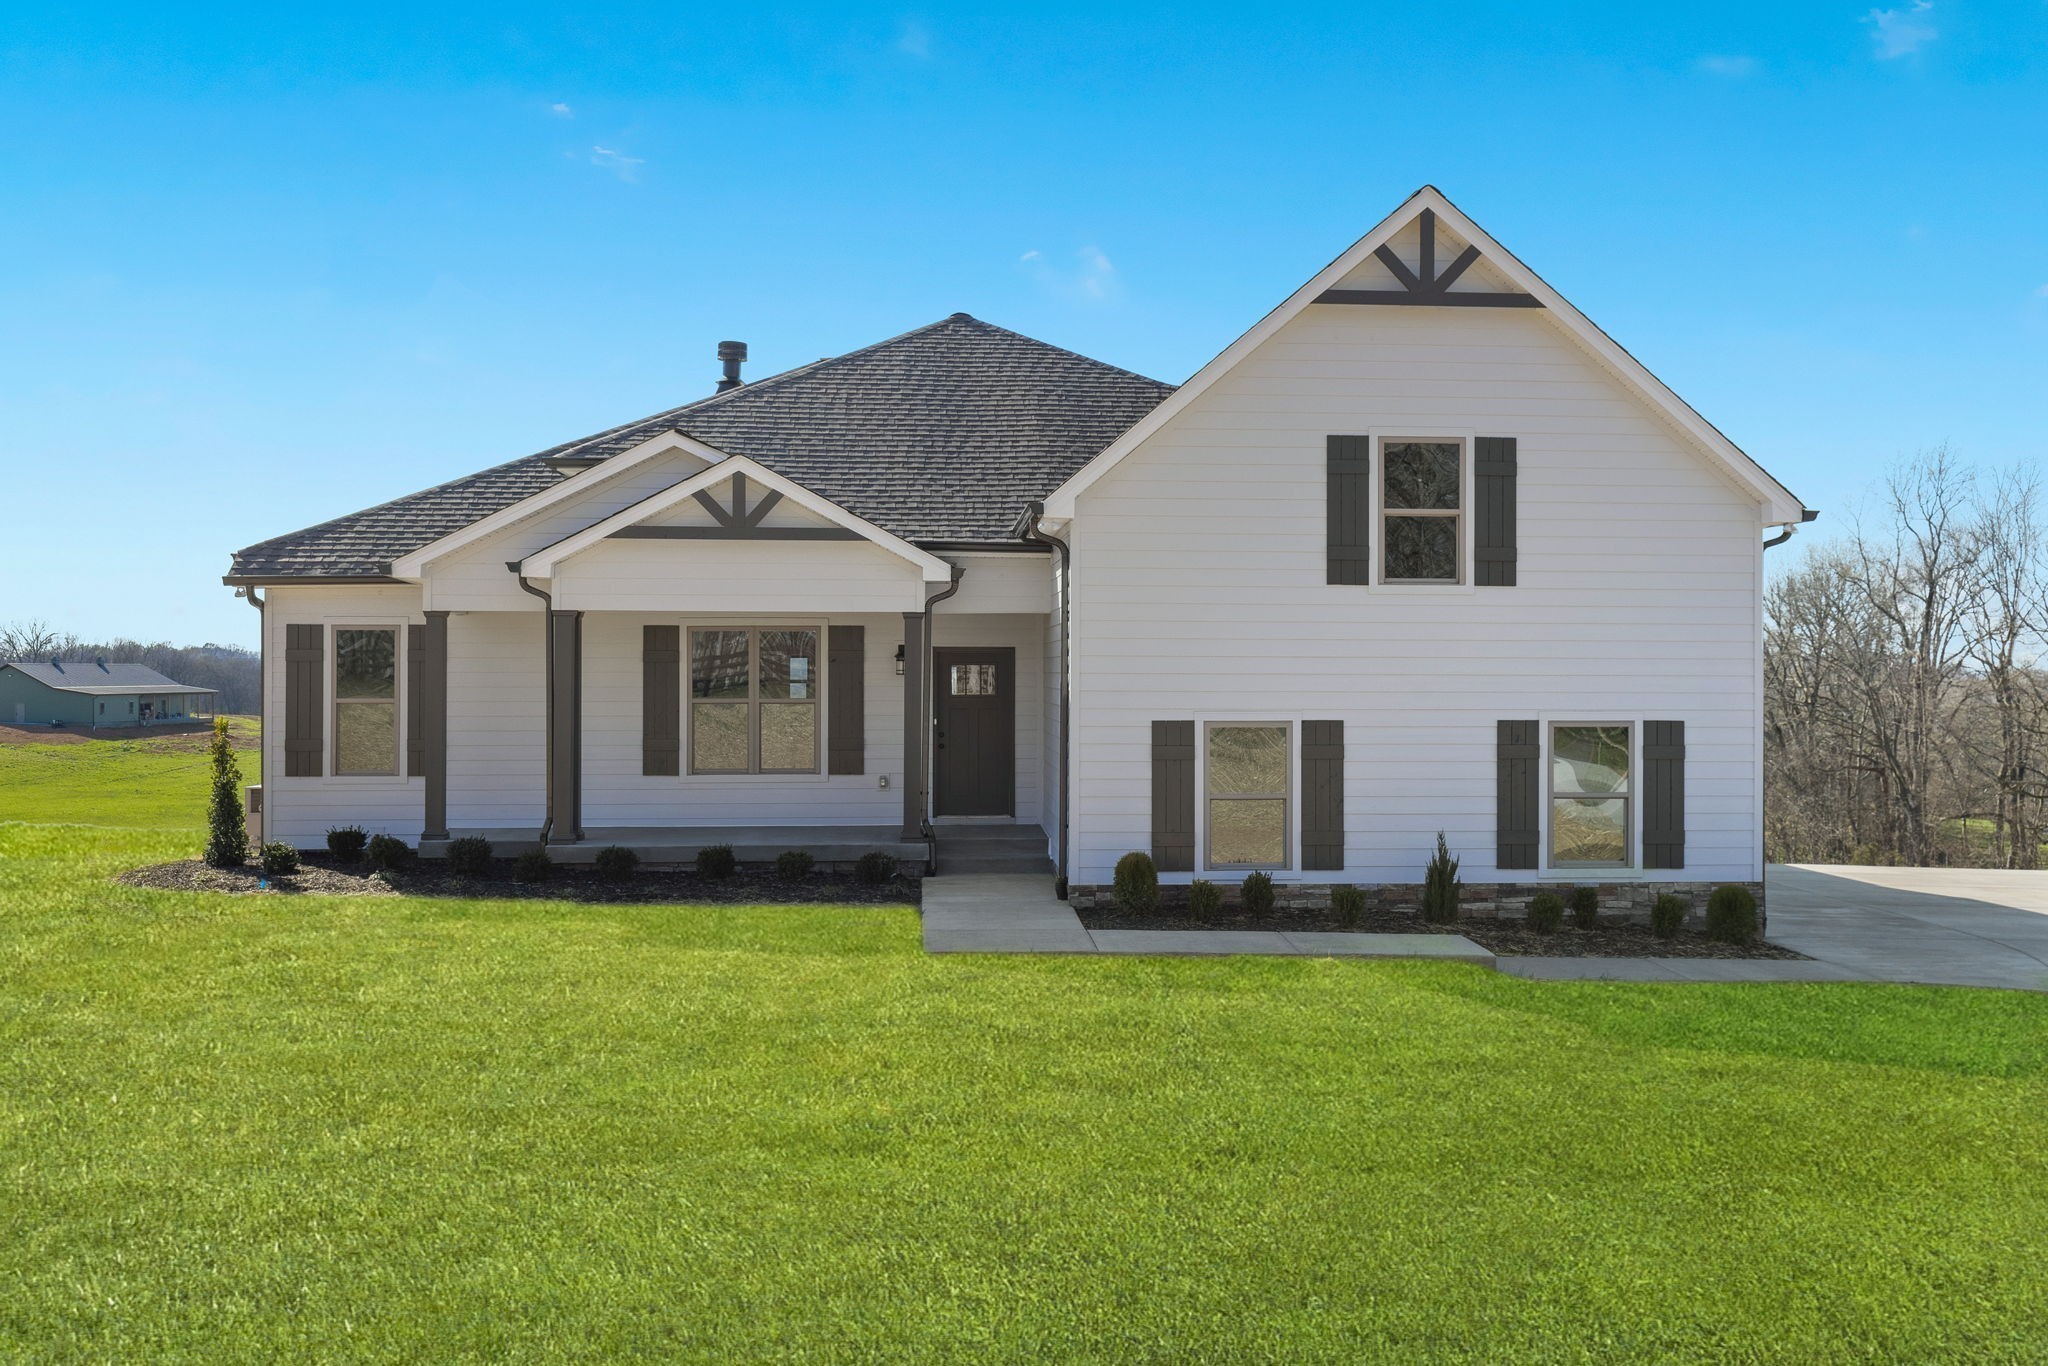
1152,720,1196,872
284,624,323,777
1497,720,1539,869
1642,720,1685,869
1301,720,1345,870
1475,436,1517,586
828,625,865,775
405,624,425,777
641,625,680,776
1327,435,1372,585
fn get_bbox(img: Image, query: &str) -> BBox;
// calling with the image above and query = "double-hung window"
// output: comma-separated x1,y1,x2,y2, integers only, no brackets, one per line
1380,438,1465,584
1550,724,1631,867
1205,722,1290,870
334,627,399,775
689,627,820,774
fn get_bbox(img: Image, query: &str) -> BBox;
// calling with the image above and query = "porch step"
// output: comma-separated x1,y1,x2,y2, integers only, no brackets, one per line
933,824,1053,876
938,852,1057,875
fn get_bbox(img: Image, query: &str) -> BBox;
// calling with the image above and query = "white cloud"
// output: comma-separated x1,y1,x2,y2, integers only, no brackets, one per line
2035,283,2048,298
549,102,574,118
1696,54,1758,77
1866,1,1937,59
1021,245,1120,303
588,145,644,181
896,19,932,58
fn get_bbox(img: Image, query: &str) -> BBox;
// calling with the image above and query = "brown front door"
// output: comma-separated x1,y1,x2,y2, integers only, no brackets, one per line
933,648,1015,817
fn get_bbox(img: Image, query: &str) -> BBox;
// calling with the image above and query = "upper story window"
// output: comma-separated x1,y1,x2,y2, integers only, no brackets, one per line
1380,438,1465,584
1551,723,1631,867
334,627,399,775
690,627,820,774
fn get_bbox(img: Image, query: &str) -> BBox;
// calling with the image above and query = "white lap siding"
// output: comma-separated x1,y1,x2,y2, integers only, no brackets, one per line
445,609,546,829
1068,305,1765,887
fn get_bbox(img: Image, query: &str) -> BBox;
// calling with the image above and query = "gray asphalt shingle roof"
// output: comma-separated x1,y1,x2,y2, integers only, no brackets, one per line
229,314,1174,580
3,661,217,695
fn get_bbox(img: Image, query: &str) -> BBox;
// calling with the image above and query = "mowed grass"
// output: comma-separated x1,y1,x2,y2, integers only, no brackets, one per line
0,715,260,828
3,748,2048,1359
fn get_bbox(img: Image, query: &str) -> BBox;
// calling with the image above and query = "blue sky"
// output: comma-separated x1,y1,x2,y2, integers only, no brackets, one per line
5,1,2044,647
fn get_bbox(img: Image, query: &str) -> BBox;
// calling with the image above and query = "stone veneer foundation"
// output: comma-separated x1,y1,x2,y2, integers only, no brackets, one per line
1065,879,1768,930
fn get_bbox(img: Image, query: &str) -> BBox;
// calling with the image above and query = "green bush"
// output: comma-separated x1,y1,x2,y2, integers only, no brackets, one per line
512,848,553,883
1421,832,1461,923
1330,883,1365,928
1569,885,1600,930
258,841,300,876
1651,893,1688,940
1526,892,1564,933
1706,885,1759,943
855,851,898,885
1187,879,1221,920
203,716,248,868
366,834,411,871
695,844,737,878
1241,870,1275,918
774,849,815,880
326,826,368,862
445,836,492,877
1112,851,1159,915
594,845,640,882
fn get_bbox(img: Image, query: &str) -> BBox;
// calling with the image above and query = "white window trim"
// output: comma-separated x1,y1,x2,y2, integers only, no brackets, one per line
1537,717,1643,878
681,618,831,782
1370,431,1477,594
331,623,404,779
1196,718,1296,873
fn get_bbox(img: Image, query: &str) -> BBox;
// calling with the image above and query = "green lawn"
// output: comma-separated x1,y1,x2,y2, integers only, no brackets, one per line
3,739,2047,1360
0,715,259,828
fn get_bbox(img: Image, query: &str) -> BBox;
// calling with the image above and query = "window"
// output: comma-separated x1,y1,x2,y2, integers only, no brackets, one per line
1550,724,1631,867
1205,722,1290,869
689,627,819,773
1380,438,1464,583
334,627,399,775
949,664,997,696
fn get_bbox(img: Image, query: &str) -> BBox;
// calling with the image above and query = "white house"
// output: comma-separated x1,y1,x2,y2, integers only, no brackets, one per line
227,188,1811,914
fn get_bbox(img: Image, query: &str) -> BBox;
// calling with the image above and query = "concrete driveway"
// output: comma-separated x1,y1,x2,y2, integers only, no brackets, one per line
1769,865,2048,992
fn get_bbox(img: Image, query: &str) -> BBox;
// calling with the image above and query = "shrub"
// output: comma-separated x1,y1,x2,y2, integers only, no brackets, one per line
1705,885,1759,943
855,851,898,885
1241,870,1275,918
1330,883,1365,928
1526,892,1564,933
445,836,492,877
1569,885,1600,930
203,716,249,868
366,834,411,871
1112,851,1159,916
326,825,368,862
774,849,815,880
1421,832,1461,923
696,843,737,879
512,848,553,883
1188,879,1221,920
594,845,640,882
258,841,300,876
1651,893,1688,940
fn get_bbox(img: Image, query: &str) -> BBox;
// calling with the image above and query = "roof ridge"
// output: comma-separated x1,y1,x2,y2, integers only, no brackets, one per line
939,314,1176,390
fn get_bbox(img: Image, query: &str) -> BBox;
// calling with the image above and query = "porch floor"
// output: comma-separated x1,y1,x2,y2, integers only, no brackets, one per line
421,826,929,866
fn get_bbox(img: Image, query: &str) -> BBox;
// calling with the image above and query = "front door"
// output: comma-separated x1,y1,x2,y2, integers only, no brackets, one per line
933,648,1015,817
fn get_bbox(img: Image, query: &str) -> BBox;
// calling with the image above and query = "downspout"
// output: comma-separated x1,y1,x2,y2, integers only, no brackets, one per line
1016,501,1071,894
511,564,555,846
919,565,966,854
1764,507,1821,550
1759,510,1818,896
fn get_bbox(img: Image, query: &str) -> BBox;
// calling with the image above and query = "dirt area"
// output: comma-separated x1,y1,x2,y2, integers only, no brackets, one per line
118,860,399,897
0,719,254,751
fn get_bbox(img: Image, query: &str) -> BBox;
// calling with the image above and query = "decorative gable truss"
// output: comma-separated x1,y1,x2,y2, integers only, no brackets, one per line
1317,208,1539,309
614,470,864,542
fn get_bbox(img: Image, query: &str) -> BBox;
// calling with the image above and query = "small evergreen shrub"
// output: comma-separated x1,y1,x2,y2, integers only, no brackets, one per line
774,849,815,880
1569,885,1600,930
512,848,553,883
1188,879,1222,921
445,836,492,877
1112,851,1159,916
326,825,368,862
1330,883,1365,928
1651,893,1688,940
366,834,411,871
855,851,898,885
259,841,300,876
1705,885,1759,943
203,716,249,868
1241,870,1275,918
1421,832,1461,923
695,843,737,878
1526,892,1564,933
594,845,640,882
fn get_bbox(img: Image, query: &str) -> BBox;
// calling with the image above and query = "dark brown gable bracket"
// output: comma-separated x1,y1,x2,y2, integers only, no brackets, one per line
1316,209,1543,308
609,471,862,541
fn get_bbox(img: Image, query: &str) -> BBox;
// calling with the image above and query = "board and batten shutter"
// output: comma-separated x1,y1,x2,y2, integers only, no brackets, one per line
1151,720,1196,871
827,625,865,774
1642,720,1686,869
1496,720,1540,869
641,625,680,776
1327,434,1373,585
405,624,425,777
283,624,324,777
1474,436,1518,587
1301,720,1345,870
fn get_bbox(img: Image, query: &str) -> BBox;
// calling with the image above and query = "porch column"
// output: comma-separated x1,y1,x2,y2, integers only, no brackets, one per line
549,609,584,842
421,610,450,840
900,611,925,838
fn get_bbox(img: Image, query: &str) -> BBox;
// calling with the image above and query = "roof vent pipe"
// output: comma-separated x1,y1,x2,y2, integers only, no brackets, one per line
716,340,748,393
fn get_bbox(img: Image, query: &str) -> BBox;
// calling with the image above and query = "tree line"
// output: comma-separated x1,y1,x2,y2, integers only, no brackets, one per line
0,620,259,716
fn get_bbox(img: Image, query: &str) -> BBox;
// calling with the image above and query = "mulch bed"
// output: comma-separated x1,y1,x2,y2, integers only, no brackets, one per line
1075,904,1806,959
119,853,918,907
